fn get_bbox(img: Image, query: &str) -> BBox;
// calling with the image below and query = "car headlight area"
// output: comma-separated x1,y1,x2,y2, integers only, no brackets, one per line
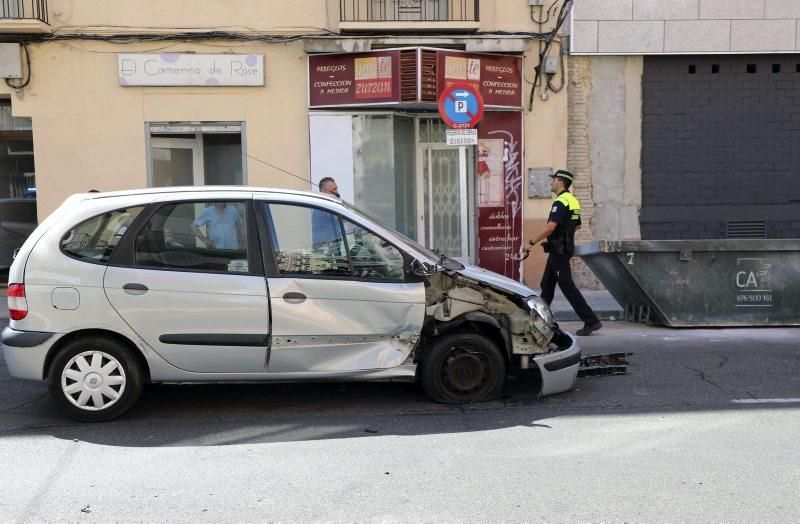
527,295,554,326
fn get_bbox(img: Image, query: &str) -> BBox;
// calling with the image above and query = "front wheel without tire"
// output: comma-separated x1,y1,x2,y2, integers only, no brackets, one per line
420,332,506,403
48,336,145,422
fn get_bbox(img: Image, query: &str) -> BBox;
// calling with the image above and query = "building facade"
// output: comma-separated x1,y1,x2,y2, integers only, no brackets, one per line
570,0,800,258
0,0,573,287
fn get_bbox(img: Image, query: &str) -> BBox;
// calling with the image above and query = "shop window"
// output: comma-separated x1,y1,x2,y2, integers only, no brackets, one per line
148,123,245,187
352,115,416,239
309,114,416,239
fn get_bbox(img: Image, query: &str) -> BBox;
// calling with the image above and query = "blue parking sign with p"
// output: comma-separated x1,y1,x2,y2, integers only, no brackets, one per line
438,83,485,129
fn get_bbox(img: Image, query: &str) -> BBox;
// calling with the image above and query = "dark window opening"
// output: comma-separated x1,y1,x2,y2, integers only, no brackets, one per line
688,65,696,74
747,64,757,74
772,64,781,73
711,64,720,74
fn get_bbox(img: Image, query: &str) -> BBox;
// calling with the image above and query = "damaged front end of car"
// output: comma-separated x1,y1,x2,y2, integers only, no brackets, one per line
418,266,581,397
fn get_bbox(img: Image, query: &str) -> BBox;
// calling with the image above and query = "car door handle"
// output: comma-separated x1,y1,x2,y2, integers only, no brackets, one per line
123,283,149,295
282,292,307,304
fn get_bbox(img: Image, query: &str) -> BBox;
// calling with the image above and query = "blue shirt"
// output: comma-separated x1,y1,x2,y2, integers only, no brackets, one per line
194,204,243,250
311,208,342,247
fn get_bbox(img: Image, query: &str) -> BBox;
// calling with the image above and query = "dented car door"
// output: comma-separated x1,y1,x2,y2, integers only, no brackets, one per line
258,198,425,373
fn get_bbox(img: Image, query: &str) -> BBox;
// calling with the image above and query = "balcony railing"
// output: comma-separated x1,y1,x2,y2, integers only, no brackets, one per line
0,0,48,24
340,0,478,23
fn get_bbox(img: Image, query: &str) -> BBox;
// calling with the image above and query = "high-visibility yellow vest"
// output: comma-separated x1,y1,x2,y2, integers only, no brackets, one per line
555,192,581,223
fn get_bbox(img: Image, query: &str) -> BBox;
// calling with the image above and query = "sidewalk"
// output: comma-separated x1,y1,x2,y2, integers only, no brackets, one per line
550,289,622,322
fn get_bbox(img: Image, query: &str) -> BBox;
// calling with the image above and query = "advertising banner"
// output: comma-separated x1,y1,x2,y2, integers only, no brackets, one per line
477,112,524,280
308,51,402,107
436,51,523,108
308,49,522,109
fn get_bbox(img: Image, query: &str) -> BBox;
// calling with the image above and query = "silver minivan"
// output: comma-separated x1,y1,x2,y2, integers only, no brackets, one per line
3,187,580,421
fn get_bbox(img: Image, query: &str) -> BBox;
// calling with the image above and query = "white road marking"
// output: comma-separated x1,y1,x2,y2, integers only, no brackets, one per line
731,398,800,404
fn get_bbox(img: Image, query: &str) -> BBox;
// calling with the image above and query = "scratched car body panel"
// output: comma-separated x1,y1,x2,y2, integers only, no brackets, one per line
2,187,580,421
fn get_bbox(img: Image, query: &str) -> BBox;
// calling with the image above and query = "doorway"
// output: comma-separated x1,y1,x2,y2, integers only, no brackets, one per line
417,118,476,264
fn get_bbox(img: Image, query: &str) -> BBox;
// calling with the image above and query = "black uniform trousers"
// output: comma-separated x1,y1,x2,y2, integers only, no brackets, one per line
540,253,599,325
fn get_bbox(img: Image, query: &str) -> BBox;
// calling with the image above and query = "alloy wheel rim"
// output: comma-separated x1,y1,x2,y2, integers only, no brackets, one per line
61,351,126,411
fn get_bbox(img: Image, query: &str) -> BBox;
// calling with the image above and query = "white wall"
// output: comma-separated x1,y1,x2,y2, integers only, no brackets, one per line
308,114,355,202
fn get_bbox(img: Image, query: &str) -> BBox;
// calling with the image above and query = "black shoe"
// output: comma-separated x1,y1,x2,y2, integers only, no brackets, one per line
576,321,602,336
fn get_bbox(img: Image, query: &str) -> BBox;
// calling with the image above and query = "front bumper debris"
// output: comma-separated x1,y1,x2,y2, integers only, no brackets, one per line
578,352,632,378
531,331,581,396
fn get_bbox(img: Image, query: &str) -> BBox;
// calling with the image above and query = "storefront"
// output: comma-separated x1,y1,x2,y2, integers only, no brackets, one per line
1,35,566,288
307,48,525,279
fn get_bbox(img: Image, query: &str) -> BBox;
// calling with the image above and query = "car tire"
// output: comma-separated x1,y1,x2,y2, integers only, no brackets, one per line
47,336,145,422
420,332,507,404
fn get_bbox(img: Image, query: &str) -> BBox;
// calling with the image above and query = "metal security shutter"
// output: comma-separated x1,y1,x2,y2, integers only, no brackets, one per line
640,55,800,240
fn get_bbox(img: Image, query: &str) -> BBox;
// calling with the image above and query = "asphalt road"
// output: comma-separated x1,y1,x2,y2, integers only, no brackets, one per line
1,321,799,521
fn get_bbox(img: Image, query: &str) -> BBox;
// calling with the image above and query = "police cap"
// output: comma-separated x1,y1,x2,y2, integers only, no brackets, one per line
550,169,574,183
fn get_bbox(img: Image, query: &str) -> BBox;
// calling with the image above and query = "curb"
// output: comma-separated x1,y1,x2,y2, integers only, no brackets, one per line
554,309,622,322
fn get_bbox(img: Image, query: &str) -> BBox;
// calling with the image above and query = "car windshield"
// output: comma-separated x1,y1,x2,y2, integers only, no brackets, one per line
341,201,464,270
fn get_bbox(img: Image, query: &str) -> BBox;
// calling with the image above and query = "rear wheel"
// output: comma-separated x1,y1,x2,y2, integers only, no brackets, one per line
420,332,506,403
48,336,145,422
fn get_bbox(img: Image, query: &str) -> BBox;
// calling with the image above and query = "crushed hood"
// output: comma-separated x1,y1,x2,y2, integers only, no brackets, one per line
454,263,538,298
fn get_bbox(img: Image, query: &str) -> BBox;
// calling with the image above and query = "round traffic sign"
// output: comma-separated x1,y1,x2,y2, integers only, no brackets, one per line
438,83,485,129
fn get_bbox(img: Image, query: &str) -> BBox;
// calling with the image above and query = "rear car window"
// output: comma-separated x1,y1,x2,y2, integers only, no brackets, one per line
61,207,145,264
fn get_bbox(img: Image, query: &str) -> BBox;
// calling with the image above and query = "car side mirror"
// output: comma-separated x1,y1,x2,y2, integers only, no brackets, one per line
409,258,437,277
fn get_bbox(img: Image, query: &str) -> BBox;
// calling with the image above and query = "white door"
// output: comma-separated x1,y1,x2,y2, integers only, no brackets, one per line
260,200,425,373
104,199,270,373
151,137,203,187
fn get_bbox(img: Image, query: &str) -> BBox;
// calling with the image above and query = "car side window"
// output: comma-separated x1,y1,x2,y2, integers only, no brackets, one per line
342,219,405,280
135,201,250,273
265,203,406,280
266,203,351,277
61,207,145,264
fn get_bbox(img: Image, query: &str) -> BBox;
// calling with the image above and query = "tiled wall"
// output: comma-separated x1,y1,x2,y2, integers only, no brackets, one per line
572,0,800,54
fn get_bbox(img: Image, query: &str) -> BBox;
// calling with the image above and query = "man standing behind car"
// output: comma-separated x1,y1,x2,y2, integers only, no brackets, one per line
526,170,602,336
312,177,342,246
191,202,244,250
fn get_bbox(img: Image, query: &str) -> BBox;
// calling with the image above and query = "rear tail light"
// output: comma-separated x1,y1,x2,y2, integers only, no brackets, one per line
8,283,27,320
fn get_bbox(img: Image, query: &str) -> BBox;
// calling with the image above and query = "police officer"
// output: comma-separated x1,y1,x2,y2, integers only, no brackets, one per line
527,170,602,336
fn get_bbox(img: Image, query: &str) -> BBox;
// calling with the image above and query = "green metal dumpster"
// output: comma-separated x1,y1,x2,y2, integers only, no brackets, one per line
575,240,800,327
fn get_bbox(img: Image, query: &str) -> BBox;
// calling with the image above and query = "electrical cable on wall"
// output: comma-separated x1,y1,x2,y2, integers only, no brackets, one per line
545,39,566,94
530,0,560,25
1,29,556,46
528,0,573,111
5,43,31,90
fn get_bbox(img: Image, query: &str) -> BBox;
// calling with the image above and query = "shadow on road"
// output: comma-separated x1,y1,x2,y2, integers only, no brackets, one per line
1,322,798,447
